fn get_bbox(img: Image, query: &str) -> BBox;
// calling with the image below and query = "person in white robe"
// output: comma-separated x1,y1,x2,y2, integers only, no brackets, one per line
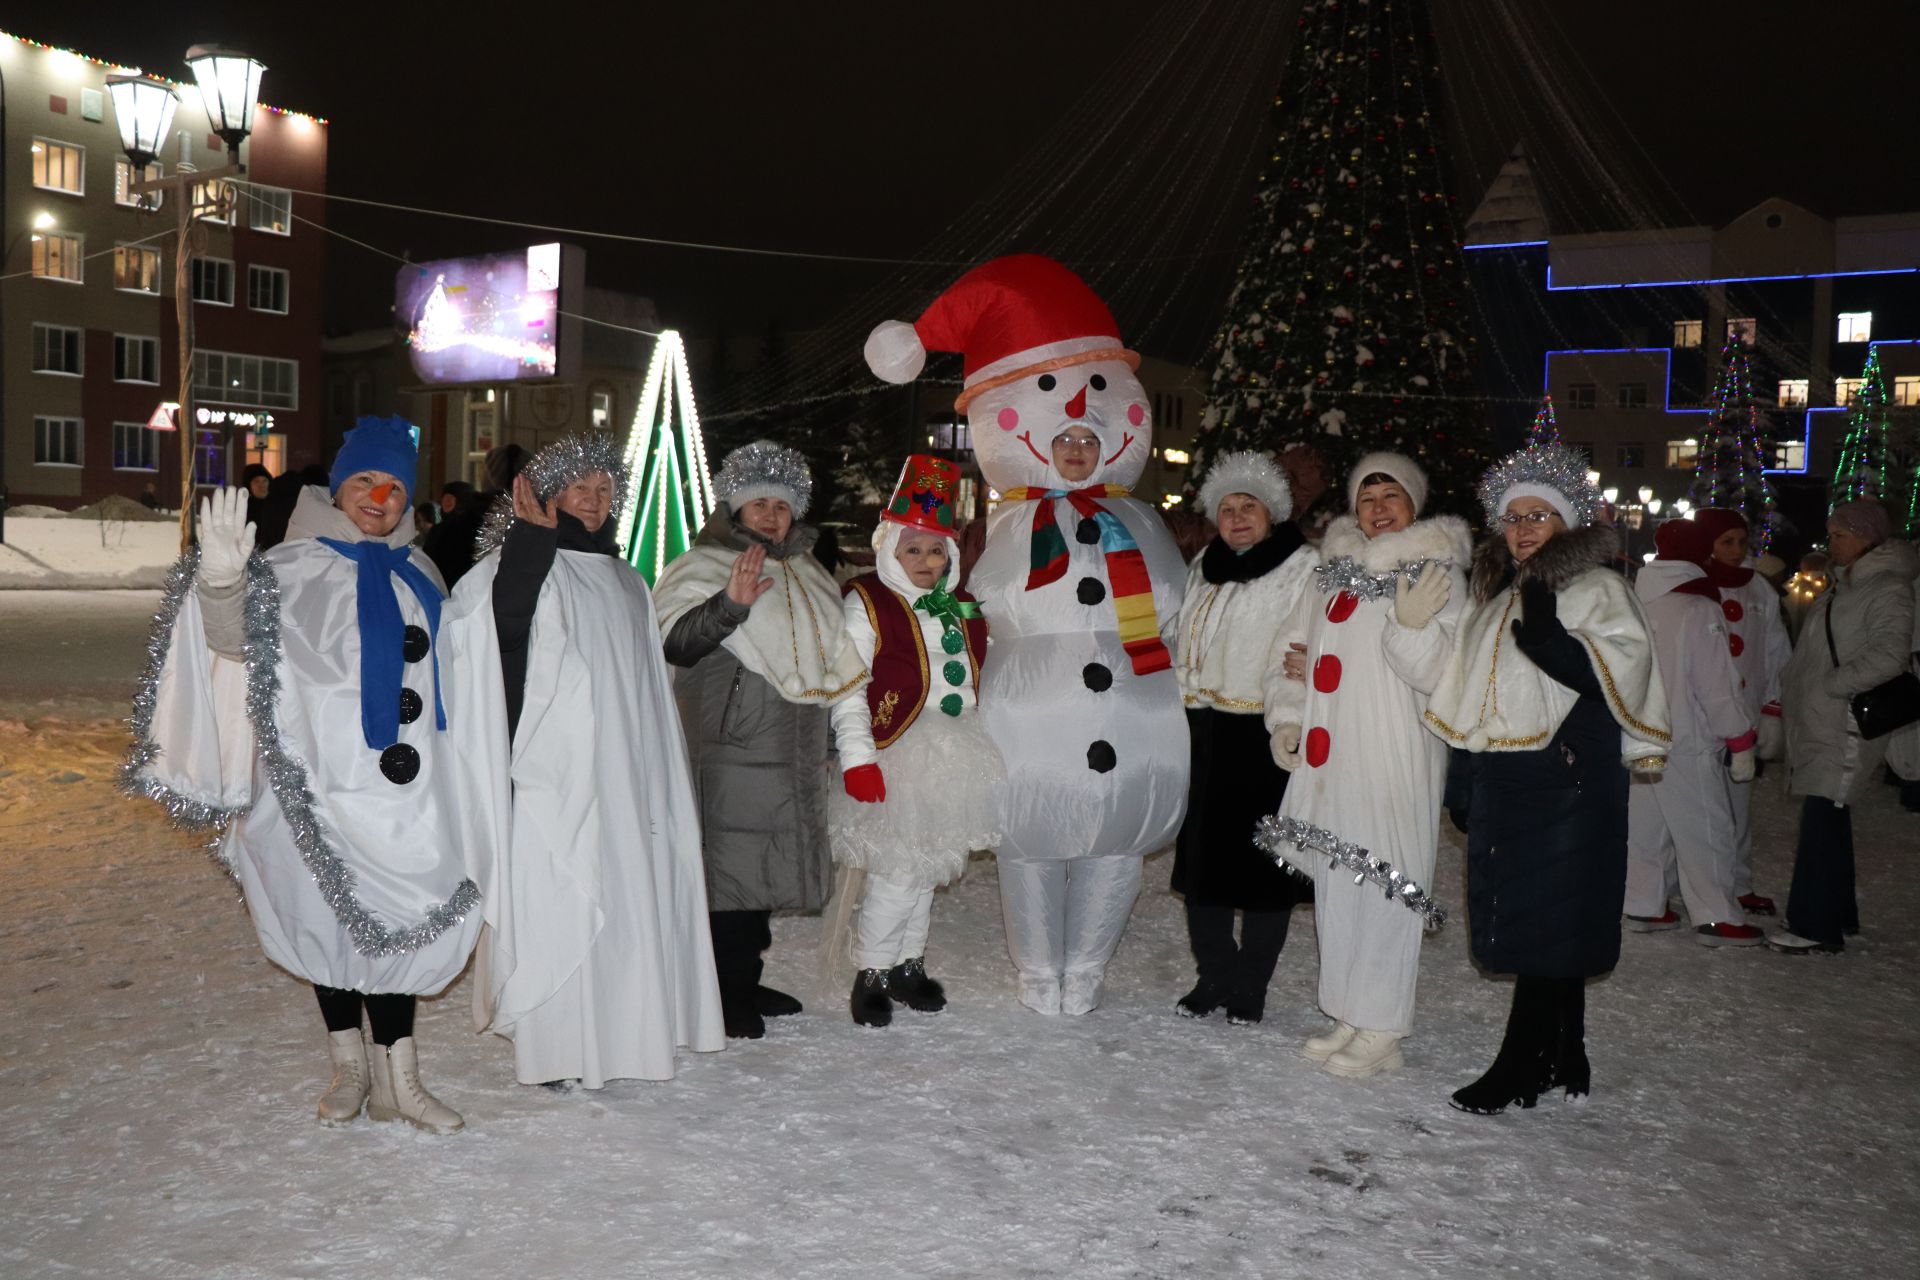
445,435,726,1090
122,416,480,1133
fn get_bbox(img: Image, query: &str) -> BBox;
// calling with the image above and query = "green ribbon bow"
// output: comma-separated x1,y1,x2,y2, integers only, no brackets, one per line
912,575,982,636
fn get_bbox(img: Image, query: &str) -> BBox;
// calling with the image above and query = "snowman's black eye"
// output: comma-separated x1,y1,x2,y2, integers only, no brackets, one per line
1089,374,1108,391
1037,374,1057,392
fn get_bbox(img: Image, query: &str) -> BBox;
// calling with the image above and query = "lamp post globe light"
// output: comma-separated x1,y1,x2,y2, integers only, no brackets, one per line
108,47,264,550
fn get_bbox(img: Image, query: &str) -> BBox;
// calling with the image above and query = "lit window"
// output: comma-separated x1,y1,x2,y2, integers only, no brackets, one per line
246,185,293,235
590,391,613,430
115,245,162,294
1777,379,1808,408
1666,439,1700,469
1673,320,1703,348
1896,376,1920,407
194,429,226,485
190,179,234,225
31,138,84,194
247,265,290,314
1836,312,1872,344
246,432,287,475
31,232,83,282
192,350,300,410
1727,318,1757,347
115,336,160,384
34,416,83,466
113,422,162,471
1617,383,1648,409
114,159,163,209
31,324,84,376
1835,377,1864,407
1567,383,1596,410
1772,438,1807,471
190,257,235,305
1616,443,1645,468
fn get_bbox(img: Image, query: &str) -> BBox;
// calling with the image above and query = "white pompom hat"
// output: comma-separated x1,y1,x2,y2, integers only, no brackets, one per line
1196,451,1294,523
1346,451,1428,515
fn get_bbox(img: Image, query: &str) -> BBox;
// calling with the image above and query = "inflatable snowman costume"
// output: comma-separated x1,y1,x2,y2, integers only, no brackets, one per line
866,255,1189,1015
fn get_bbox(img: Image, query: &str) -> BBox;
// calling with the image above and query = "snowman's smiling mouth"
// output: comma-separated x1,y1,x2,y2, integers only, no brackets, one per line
1105,433,1134,465
1017,431,1050,464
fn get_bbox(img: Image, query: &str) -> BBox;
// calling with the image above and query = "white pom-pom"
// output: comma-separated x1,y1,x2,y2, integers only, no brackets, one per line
864,320,926,384
783,672,807,697
1466,730,1490,752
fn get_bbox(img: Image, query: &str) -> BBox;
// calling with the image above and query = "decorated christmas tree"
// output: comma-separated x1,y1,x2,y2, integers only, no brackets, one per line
1686,337,1778,552
1829,344,1893,512
1194,0,1491,511
1526,393,1561,447
617,330,717,582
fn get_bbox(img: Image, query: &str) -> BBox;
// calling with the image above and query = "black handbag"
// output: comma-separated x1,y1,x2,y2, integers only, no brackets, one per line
1825,598,1920,740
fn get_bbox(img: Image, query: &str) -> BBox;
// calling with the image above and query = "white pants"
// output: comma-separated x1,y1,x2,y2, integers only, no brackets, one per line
853,873,935,971
997,855,1142,982
1625,750,1742,926
1730,777,1754,896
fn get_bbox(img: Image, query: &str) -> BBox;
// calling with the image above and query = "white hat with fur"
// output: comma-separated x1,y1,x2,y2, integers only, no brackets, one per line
1346,451,1428,515
1196,450,1293,523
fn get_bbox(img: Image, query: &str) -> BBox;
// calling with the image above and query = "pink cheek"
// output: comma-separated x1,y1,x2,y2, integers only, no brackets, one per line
997,407,1020,432
1127,403,1145,427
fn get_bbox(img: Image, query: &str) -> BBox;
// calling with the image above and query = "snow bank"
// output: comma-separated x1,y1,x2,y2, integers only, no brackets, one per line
0,514,181,590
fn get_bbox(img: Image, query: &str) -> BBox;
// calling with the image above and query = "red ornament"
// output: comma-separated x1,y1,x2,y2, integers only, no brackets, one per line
1313,654,1343,693
1305,727,1332,768
1326,592,1360,623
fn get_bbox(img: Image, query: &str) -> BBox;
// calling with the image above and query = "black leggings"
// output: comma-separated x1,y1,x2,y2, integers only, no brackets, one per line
314,985,415,1047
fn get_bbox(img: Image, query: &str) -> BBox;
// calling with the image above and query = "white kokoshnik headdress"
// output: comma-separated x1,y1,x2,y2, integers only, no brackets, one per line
1478,442,1602,532
713,439,813,518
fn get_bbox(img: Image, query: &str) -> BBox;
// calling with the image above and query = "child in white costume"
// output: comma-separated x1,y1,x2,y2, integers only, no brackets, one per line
828,454,1004,1026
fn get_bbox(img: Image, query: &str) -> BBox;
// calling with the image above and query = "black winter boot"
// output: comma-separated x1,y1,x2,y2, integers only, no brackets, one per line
886,958,946,1013
753,986,804,1018
1176,981,1227,1019
1550,977,1590,1100
851,969,893,1028
1450,976,1556,1115
720,984,766,1040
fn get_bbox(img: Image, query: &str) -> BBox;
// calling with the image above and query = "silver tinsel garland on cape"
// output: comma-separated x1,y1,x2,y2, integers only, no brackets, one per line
1254,813,1447,929
120,549,479,958
1476,442,1602,531
1312,555,1434,602
476,433,632,559
712,438,813,516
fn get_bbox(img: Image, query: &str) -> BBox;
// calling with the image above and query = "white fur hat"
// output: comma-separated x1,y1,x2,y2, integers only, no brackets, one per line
1197,451,1293,523
1346,451,1428,515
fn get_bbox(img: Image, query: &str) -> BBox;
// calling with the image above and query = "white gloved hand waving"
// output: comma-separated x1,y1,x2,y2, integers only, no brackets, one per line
1393,565,1452,630
196,487,256,590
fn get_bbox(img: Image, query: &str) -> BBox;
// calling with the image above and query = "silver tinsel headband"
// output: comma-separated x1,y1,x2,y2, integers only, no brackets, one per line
1476,443,1601,532
1254,814,1448,929
477,433,632,557
713,439,812,518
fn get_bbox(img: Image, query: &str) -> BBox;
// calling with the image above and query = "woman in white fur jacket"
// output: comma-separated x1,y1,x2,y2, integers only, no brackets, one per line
1259,452,1471,1080
1167,452,1318,1025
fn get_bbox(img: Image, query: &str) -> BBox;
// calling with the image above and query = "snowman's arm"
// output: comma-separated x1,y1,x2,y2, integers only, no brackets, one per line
830,590,880,770
197,575,249,661
1380,562,1469,695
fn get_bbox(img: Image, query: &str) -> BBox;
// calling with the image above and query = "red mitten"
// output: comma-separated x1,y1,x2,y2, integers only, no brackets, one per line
844,763,886,804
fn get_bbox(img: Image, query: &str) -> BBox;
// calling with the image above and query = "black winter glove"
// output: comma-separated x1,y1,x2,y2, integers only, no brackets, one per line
1511,577,1559,645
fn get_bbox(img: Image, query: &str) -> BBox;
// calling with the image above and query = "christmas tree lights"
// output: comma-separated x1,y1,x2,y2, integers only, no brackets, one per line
1829,344,1892,513
617,330,717,582
1686,336,1778,552
1526,394,1561,447
1194,0,1491,512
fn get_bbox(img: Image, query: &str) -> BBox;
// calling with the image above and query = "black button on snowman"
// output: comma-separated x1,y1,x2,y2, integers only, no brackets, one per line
380,625,433,785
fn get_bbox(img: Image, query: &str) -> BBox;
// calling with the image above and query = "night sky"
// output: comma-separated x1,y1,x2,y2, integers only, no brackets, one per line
35,0,1920,393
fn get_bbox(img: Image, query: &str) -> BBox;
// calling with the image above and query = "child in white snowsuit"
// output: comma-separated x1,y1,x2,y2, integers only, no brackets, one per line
828,455,1004,1025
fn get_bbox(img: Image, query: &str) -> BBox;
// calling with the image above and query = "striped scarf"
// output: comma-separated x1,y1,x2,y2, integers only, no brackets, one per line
1001,485,1170,676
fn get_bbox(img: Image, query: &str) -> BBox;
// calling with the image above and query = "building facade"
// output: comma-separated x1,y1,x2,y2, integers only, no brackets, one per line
1,32,328,514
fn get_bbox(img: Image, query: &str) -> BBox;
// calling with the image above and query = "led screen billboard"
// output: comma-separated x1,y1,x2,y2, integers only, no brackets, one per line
397,243,582,385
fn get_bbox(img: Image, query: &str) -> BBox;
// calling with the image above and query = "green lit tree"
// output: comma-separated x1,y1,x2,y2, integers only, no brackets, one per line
1830,345,1893,512
617,330,717,582
1194,0,1491,511
1687,337,1779,552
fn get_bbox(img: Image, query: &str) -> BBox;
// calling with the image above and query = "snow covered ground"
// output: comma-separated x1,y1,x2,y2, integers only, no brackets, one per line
0,515,180,590
2,591,1916,1279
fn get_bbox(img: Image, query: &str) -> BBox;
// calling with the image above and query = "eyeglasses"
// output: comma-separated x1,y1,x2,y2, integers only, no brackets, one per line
1499,511,1559,526
1053,436,1100,451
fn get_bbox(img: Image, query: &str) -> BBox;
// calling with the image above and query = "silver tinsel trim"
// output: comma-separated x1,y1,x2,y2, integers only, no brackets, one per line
238,556,479,957
1476,443,1601,532
476,433,632,559
1254,814,1448,930
712,439,813,517
118,548,250,850
1312,555,1433,602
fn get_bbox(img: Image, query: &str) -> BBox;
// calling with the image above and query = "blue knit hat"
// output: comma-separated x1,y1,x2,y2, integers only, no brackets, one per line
330,416,419,500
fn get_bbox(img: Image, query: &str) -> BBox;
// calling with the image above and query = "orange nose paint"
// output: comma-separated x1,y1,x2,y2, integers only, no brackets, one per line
369,483,396,504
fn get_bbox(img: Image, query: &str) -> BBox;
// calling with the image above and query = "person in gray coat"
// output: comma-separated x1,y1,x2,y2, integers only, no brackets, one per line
654,442,868,1037
1770,498,1918,954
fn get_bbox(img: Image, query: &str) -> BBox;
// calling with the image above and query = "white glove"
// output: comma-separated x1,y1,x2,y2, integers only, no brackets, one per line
196,487,256,590
1728,747,1757,784
1271,722,1303,771
1757,712,1784,762
1393,566,1452,630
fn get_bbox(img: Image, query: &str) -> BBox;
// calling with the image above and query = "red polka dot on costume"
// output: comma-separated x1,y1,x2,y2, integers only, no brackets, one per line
1313,654,1342,693
1305,727,1331,768
1722,599,1744,622
1729,633,1745,657
1326,592,1359,623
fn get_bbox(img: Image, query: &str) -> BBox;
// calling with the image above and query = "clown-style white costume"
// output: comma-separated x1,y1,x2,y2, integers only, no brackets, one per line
866,254,1188,1016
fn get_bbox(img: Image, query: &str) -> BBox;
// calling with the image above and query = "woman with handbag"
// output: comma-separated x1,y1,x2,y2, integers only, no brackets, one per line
1770,499,1918,955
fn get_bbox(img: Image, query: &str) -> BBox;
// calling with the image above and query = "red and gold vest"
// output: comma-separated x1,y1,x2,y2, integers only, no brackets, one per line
844,574,988,749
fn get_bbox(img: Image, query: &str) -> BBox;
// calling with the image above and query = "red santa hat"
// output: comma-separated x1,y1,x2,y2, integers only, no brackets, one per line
864,254,1139,412
1693,507,1748,543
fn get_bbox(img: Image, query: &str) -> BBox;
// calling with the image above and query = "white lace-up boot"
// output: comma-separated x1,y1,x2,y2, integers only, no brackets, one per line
1301,1020,1357,1063
366,1037,464,1134
316,1029,369,1126
1323,1028,1405,1079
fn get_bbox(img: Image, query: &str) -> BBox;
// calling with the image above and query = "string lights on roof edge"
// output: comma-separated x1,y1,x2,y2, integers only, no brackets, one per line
1,29,328,123
616,330,716,583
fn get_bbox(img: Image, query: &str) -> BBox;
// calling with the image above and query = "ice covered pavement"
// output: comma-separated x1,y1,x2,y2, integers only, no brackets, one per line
1,600,1916,1277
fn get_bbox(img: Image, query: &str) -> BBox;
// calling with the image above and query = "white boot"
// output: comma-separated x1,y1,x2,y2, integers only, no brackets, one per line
1323,1028,1404,1079
1301,1020,1357,1063
316,1029,369,1127
1060,970,1104,1017
1017,974,1062,1016
367,1037,464,1134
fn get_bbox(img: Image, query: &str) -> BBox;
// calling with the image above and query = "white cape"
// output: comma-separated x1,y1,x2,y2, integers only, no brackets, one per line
445,548,725,1088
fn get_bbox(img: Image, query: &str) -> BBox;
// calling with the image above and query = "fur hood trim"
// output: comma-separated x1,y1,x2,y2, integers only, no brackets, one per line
1318,514,1472,574
1471,523,1618,603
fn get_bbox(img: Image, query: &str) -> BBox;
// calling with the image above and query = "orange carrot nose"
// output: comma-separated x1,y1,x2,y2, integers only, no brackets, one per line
369,483,396,504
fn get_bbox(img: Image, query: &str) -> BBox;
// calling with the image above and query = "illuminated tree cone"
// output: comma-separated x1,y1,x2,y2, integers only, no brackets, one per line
1829,344,1895,515
617,330,718,582
1686,337,1779,553
1195,0,1492,513
1525,394,1561,447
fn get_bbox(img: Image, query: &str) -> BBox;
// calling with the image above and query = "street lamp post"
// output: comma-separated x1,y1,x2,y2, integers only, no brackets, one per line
106,47,266,552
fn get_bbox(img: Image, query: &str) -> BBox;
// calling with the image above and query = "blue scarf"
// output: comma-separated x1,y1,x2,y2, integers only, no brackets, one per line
317,538,447,750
